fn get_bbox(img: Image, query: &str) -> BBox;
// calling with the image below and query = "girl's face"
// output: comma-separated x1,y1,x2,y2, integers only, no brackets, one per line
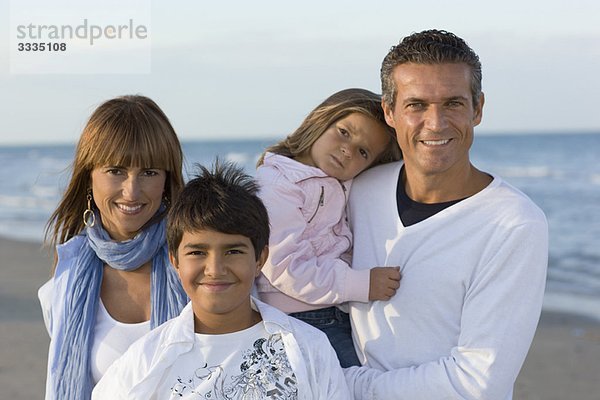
296,112,390,181
90,166,166,241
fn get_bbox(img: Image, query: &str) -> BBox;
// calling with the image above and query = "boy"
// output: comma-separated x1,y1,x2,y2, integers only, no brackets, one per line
92,161,350,399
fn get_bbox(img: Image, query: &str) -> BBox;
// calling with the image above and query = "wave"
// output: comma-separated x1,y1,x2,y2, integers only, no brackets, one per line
30,185,61,198
223,151,252,166
0,194,57,210
543,291,600,321
497,166,554,178
0,222,45,242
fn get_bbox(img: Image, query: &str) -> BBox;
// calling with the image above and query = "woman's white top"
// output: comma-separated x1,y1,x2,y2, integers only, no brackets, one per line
90,300,150,384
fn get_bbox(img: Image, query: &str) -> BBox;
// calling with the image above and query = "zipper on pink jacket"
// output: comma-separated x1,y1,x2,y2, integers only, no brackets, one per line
307,186,325,223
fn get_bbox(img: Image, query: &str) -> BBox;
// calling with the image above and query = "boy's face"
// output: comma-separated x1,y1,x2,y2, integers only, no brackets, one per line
170,229,268,333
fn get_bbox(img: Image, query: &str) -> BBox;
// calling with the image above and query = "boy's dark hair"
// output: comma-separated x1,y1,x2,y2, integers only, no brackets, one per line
167,160,270,261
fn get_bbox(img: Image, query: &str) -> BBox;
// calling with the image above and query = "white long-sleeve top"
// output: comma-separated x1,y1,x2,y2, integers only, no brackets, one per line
344,162,548,400
255,152,370,313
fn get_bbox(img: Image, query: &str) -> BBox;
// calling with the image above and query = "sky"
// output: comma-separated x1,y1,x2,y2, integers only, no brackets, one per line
1,0,599,145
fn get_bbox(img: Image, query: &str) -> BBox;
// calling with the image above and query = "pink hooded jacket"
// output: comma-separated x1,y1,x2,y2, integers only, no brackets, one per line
255,153,371,313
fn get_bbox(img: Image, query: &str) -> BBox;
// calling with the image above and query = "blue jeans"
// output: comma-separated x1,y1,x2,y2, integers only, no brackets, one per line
289,307,360,367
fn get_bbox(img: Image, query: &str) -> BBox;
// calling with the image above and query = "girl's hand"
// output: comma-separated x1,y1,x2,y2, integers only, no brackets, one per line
368,267,401,301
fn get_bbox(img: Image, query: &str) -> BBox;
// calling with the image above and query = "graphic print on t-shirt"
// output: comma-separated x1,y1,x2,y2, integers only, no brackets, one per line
169,333,297,399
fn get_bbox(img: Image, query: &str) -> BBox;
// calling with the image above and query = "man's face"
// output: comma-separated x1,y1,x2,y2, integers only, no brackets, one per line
170,229,268,333
383,62,484,182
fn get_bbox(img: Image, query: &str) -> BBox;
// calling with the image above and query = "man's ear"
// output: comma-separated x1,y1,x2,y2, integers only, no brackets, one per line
473,92,485,126
382,98,395,128
255,246,269,277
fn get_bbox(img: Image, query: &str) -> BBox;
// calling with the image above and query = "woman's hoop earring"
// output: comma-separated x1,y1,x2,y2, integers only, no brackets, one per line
83,190,96,228
162,194,171,209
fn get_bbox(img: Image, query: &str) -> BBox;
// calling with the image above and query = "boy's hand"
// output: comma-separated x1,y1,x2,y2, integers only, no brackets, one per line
368,267,401,301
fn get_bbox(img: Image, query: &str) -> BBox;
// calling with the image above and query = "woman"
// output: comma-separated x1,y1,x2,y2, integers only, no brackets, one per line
39,95,188,400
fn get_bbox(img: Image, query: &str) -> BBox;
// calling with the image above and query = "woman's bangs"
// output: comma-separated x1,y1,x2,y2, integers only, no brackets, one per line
96,125,172,171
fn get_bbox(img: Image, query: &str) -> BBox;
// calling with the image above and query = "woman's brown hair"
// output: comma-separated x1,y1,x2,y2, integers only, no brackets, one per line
45,95,184,264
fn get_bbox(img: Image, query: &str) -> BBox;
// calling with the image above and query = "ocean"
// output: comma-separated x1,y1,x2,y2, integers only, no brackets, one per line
1,133,599,319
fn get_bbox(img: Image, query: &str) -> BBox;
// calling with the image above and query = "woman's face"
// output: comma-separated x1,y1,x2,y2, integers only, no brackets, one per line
90,166,166,241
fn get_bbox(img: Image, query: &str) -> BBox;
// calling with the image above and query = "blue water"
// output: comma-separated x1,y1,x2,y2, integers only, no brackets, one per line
1,133,599,318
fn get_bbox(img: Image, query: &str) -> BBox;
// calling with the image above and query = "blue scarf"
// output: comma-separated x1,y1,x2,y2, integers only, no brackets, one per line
53,214,187,399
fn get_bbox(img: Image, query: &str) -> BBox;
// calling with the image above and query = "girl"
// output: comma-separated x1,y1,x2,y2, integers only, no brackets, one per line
255,88,402,367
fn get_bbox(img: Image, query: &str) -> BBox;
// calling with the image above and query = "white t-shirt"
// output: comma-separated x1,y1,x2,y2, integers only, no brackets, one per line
91,300,150,384
158,322,298,399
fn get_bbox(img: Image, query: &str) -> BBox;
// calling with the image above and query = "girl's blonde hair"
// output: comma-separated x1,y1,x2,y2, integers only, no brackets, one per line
258,88,401,166
45,95,184,255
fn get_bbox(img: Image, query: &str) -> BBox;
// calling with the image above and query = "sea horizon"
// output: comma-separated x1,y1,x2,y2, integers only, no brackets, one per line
1,129,599,148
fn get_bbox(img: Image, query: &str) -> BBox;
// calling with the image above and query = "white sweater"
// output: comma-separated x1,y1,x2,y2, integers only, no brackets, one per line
344,162,548,400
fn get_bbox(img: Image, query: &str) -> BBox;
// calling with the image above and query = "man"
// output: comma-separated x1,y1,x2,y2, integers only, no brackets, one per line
344,30,548,399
